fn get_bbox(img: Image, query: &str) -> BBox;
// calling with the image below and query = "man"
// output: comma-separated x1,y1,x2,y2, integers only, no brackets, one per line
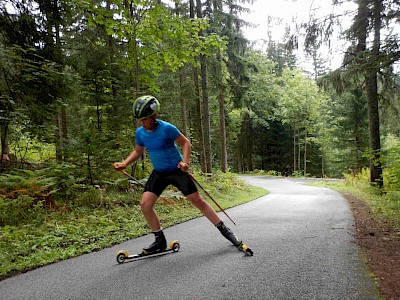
113,95,242,254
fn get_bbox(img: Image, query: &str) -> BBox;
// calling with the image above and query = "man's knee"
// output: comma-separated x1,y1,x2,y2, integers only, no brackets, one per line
140,192,157,212
140,200,150,212
187,193,207,208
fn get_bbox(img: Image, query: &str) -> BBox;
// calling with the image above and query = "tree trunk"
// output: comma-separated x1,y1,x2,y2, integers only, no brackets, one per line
303,130,307,176
237,153,243,173
194,67,207,172
366,0,383,187
293,128,296,173
1,124,10,161
243,117,253,171
196,0,212,173
46,0,67,161
95,72,101,131
211,0,228,172
55,110,63,161
355,0,383,186
190,0,207,172
175,4,189,139
366,73,382,187
179,69,189,138
297,130,301,172
218,92,228,172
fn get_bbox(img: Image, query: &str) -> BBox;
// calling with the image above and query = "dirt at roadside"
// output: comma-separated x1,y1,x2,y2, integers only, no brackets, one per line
344,193,400,300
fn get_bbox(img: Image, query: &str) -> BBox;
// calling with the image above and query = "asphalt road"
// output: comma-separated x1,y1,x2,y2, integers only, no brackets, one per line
0,176,379,300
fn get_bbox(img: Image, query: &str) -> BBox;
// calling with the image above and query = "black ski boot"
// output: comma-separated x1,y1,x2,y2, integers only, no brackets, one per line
143,230,167,254
216,222,242,247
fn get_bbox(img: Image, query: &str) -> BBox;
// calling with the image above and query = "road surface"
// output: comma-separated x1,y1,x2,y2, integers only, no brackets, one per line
0,176,379,299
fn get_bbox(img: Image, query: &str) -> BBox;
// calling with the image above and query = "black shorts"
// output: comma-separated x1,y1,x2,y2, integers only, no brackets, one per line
144,169,198,196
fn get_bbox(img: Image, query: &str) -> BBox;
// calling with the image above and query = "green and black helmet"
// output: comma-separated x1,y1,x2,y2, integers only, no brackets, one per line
132,95,160,119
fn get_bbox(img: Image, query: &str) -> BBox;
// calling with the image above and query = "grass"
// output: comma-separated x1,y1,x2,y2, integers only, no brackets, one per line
311,177,400,233
0,173,267,279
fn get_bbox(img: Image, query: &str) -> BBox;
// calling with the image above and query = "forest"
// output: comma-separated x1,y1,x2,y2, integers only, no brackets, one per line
0,0,399,216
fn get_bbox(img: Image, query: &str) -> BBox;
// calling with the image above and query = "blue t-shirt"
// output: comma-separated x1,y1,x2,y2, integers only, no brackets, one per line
135,120,183,172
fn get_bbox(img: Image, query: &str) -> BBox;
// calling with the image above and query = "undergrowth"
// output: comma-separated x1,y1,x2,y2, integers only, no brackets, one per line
0,171,267,279
314,168,400,232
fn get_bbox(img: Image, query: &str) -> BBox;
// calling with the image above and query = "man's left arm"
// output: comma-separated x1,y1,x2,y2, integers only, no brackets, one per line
175,133,191,172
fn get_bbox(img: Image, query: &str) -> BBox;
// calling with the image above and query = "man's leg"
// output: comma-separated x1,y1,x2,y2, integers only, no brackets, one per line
140,191,167,253
140,191,161,231
186,191,221,225
186,191,242,247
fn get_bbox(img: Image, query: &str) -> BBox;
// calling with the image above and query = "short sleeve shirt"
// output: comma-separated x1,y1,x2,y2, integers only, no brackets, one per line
135,120,182,172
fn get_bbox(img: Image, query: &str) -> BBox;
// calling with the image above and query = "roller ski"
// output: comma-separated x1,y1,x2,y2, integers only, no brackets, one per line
217,221,254,256
237,242,253,256
116,230,180,264
116,240,180,264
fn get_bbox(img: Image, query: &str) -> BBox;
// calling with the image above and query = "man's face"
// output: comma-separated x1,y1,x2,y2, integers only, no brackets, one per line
140,117,156,131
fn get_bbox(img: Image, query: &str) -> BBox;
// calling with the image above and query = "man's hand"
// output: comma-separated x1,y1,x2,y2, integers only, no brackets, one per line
112,162,127,171
177,161,189,172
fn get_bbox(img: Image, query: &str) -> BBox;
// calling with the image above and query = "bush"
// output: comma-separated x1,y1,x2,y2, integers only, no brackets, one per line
37,163,86,201
0,170,58,226
384,143,400,191
0,195,45,226
343,168,370,187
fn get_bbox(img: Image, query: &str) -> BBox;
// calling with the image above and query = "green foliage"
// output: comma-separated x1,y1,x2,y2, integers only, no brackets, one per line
1,0,399,188
8,126,55,163
382,135,400,189
0,205,146,277
321,169,400,232
0,171,56,197
0,170,58,226
76,0,226,93
194,171,249,194
276,69,325,130
245,169,284,177
37,163,86,200
0,195,45,227
328,90,369,176
0,172,267,278
343,168,370,187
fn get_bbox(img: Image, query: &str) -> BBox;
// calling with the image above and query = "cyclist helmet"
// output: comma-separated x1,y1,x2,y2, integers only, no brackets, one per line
132,95,160,119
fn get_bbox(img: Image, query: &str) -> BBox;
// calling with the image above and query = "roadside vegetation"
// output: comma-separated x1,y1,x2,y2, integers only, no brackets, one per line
315,134,400,233
312,168,400,300
315,168,400,233
0,170,267,279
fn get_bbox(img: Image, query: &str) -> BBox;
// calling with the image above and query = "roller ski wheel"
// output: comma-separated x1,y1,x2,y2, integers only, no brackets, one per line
116,240,180,264
238,242,254,256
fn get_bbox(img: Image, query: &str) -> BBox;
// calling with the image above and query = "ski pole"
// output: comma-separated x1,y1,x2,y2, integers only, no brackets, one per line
188,173,236,226
121,170,176,208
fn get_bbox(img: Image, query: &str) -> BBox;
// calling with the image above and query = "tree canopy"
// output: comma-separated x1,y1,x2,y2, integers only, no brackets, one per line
0,0,399,190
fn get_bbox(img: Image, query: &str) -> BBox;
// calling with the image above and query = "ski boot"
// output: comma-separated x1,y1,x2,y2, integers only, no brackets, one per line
216,222,254,256
217,222,242,246
143,230,167,254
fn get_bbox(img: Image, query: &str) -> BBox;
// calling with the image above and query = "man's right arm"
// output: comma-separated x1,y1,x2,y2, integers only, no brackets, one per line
113,144,144,171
